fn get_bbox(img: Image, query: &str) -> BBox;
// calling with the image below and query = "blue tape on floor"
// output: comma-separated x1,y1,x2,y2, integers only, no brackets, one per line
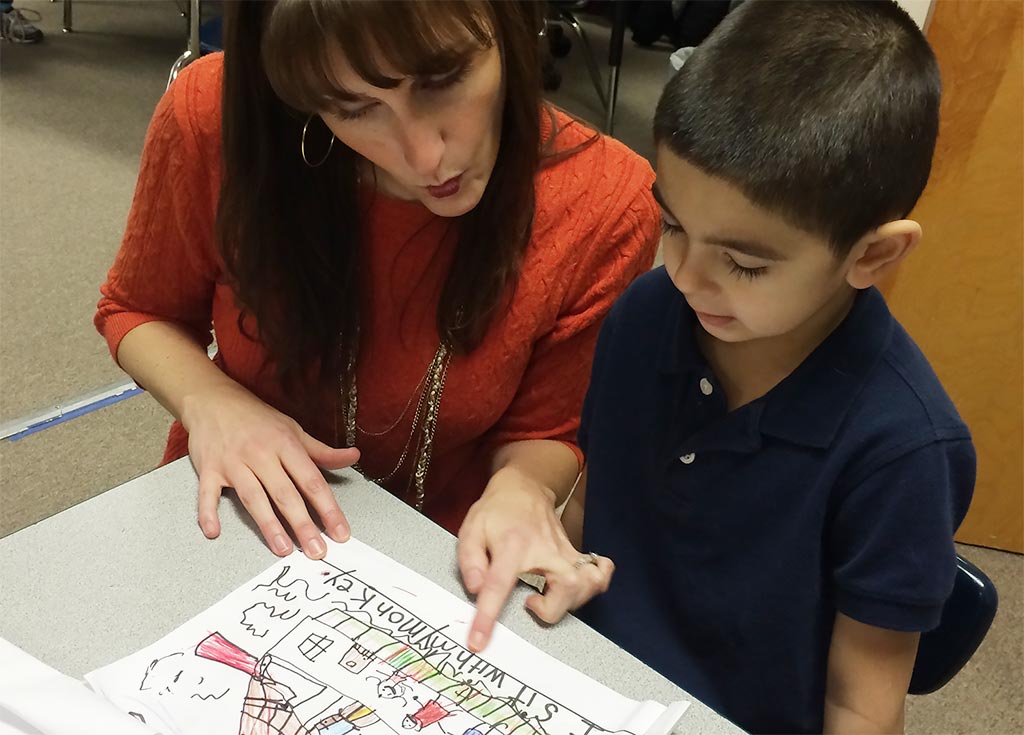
6,387,144,441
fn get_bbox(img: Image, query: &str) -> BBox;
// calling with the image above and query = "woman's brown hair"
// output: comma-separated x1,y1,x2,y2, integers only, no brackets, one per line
218,0,556,392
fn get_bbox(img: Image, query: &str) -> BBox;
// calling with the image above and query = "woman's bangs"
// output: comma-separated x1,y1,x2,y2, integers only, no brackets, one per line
262,0,496,113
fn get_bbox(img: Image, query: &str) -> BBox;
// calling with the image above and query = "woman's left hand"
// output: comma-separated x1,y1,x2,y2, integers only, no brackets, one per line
457,465,614,653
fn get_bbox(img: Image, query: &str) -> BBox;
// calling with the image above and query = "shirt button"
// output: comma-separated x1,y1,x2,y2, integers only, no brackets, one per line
680,453,696,465
699,378,714,396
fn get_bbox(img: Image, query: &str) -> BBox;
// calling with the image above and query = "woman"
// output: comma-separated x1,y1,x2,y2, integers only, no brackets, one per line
96,0,658,651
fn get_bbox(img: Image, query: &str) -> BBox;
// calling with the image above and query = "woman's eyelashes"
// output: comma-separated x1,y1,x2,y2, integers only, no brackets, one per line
331,63,472,121
334,103,376,121
418,62,471,91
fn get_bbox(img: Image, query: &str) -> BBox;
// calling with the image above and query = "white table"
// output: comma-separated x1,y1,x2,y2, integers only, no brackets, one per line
0,458,744,734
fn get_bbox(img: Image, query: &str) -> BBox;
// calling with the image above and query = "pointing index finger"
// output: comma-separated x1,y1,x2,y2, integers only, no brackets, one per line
467,537,526,652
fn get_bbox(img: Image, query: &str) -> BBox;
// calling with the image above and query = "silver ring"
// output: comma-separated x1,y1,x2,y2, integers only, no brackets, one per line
573,552,600,570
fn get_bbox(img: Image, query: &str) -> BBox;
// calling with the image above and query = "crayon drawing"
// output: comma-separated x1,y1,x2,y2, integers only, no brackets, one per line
87,539,685,735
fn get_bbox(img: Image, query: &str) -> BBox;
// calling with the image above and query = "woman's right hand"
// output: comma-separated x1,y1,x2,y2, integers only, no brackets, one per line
182,382,360,559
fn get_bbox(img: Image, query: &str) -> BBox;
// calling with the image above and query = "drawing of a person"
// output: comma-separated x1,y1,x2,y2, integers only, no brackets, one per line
138,651,232,701
401,698,453,731
315,702,379,735
374,671,411,700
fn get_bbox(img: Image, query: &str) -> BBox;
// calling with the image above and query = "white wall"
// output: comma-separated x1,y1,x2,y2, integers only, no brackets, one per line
895,0,935,31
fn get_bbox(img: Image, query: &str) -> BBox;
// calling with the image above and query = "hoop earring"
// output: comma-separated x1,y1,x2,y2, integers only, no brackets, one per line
301,115,335,168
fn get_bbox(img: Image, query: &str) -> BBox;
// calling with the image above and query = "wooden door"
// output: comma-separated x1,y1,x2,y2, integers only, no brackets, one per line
884,0,1023,552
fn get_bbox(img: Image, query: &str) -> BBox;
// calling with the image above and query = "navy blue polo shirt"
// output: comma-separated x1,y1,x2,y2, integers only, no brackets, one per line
576,268,975,735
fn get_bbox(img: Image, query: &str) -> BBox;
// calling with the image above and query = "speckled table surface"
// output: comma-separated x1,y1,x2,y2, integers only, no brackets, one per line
0,458,744,734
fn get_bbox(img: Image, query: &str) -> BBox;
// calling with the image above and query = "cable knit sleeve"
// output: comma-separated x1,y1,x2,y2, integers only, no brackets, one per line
490,140,660,465
94,65,220,364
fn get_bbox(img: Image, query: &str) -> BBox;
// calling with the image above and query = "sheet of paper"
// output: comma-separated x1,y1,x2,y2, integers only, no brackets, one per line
0,637,157,735
87,537,688,735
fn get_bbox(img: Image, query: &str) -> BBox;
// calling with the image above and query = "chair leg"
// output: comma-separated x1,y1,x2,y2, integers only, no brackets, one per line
188,0,201,58
604,0,628,135
558,10,608,110
63,0,72,33
167,0,201,90
167,49,193,90
605,65,620,135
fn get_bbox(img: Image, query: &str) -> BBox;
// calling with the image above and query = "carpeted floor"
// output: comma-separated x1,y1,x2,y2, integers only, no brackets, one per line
0,2,1020,732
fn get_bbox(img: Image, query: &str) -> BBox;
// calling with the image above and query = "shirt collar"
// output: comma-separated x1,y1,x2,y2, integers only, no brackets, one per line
657,277,703,375
657,284,895,449
759,287,894,448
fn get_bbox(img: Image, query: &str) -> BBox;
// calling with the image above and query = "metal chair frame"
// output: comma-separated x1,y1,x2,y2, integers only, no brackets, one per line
54,0,199,91
545,0,627,134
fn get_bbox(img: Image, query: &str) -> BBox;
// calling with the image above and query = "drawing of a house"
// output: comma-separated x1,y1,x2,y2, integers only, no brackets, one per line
196,631,383,735
194,607,554,735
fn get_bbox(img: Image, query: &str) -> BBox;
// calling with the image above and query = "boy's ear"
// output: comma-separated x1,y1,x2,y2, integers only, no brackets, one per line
844,220,921,290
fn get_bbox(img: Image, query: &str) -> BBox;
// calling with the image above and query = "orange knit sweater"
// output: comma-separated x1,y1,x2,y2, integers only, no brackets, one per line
96,54,659,534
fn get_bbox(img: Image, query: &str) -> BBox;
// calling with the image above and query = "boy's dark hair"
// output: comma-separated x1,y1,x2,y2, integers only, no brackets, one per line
654,0,941,253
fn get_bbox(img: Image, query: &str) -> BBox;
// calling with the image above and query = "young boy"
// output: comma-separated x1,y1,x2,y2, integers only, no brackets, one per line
562,2,975,733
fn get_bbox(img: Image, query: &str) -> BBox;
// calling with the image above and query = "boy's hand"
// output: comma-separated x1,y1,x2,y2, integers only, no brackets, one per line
457,465,614,652
824,612,920,734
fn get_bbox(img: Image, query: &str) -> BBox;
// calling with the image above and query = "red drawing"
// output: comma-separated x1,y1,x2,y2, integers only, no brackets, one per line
196,632,259,677
402,698,453,731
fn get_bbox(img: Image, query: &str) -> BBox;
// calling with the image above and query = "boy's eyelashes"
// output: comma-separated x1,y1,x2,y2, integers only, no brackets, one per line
660,217,685,237
661,216,769,281
726,257,768,280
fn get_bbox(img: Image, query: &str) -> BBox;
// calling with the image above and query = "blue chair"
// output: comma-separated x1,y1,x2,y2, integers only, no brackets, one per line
908,554,998,695
198,13,221,54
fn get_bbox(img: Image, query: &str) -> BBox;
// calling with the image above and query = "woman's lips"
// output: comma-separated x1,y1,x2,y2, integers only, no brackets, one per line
427,175,462,198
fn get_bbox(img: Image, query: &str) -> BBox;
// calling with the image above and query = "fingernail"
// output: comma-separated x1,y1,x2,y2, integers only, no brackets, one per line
468,631,485,652
332,524,350,542
272,534,292,555
307,537,327,558
465,569,483,592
